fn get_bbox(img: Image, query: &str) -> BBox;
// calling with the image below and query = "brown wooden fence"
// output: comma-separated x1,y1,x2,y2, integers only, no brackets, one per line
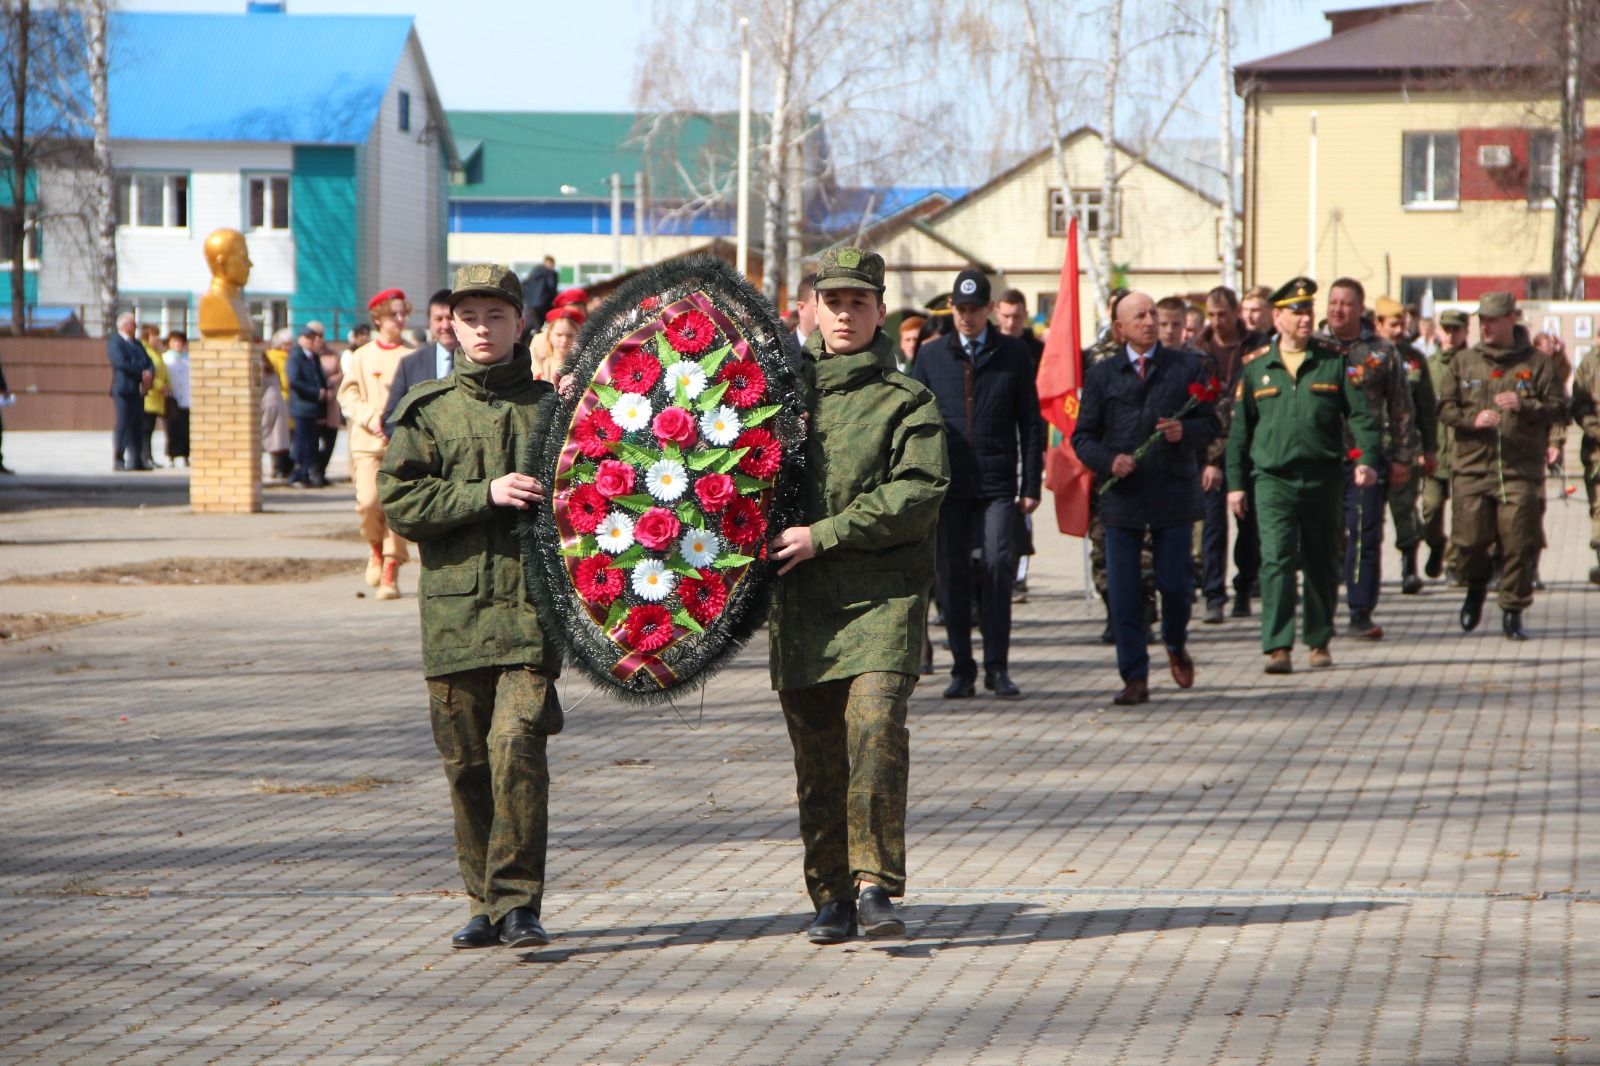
0,337,119,431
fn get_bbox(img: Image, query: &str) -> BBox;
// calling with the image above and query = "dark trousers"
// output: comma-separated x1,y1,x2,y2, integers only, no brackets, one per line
1454,479,1542,611
140,410,159,467
316,424,339,477
165,405,189,459
112,393,144,468
427,666,562,923
935,495,1017,680
1342,467,1389,613
289,415,321,483
1200,481,1261,607
1106,522,1193,682
1257,471,1342,652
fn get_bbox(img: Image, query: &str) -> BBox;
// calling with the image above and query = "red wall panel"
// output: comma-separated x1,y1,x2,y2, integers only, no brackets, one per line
1459,128,1530,202
1457,276,1528,300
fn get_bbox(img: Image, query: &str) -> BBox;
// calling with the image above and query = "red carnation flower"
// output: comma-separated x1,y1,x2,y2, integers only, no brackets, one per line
1347,448,1363,462
716,358,767,408
623,603,675,653
613,350,662,394
594,459,636,499
574,554,624,607
634,507,682,551
639,295,660,312
652,406,698,448
694,472,737,513
1188,376,1220,404
678,568,728,626
573,408,622,459
662,309,717,354
566,484,608,534
1490,368,1504,379
735,428,782,479
721,496,766,548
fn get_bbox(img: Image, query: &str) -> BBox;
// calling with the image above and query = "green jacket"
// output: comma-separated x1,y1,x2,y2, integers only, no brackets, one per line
1427,344,1464,479
1437,337,1566,489
1399,345,1439,455
378,346,561,680
1571,353,1600,476
1225,338,1382,487
1316,327,1419,465
768,330,950,690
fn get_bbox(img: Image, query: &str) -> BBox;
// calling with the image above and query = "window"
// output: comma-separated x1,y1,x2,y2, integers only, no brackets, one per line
249,298,290,342
115,172,189,228
246,175,291,231
398,90,411,132
119,296,190,336
1402,132,1459,206
1528,130,1558,206
1400,277,1457,309
1048,188,1120,238
1525,275,1554,300
1036,293,1057,326
0,207,41,264
575,261,618,286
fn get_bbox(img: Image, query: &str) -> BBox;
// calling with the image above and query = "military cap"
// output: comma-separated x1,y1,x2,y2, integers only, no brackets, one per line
1373,295,1404,320
1476,291,1516,319
449,264,524,313
1438,308,1469,329
814,246,885,292
1271,276,1317,311
951,268,991,306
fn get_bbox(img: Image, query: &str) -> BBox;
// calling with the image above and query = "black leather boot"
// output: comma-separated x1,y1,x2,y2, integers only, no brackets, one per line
1400,546,1423,594
1424,543,1443,579
857,886,906,937
1460,584,1487,632
1502,609,1530,641
807,899,857,944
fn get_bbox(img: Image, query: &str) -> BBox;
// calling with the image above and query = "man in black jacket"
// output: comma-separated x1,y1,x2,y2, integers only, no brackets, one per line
1073,291,1219,705
107,311,154,471
520,257,558,341
286,325,330,487
911,269,1046,699
383,289,456,439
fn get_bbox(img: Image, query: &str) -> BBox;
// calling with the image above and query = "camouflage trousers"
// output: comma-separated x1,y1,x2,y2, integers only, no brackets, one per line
1420,476,1460,574
427,665,563,923
1453,478,1543,612
779,672,914,909
1584,446,1600,549
1388,468,1424,551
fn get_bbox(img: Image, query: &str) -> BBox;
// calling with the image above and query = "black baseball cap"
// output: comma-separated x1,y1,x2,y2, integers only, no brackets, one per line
951,269,991,307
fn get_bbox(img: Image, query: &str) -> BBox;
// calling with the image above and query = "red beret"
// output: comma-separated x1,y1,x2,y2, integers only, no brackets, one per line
367,288,406,311
546,305,587,326
551,288,588,309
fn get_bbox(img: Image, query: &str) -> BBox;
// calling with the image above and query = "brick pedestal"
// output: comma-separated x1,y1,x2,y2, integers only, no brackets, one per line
189,338,261,514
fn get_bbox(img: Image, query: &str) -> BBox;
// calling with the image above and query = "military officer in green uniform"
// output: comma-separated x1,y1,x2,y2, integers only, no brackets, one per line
1569,341,1600,585
767,247,949,945
1373,295,1438,594
1226,278,1381,674
1436,292,1567,639
379,265,562,951
1422,309,1470,581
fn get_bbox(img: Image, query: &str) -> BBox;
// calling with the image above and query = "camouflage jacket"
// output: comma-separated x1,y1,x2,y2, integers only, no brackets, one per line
1316,327,1419,465
1436,337,1567,488
1426,344,1464,479
1398,342,1439,456
1568,352,1600,471
769,330,950,690
1193,326,1270,467
378,346,561,679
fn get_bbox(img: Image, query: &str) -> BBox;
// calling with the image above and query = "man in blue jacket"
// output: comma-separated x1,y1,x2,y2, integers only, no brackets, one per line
286,324,329,486
911,269,1045,699
1072,291,1220,705
107,312,154,471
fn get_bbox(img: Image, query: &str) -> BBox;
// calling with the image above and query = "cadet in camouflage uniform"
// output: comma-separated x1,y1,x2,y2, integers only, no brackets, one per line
1570,345,1600,585
1227,278,1381,675
1422,310,1470,581
1436,292,1566,640
1316,278,1419,640
379,265,562,951
768,247,949,945
1373,296,1439,594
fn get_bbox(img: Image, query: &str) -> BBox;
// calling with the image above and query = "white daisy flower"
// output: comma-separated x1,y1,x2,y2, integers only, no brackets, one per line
630,558,675,602
667,360,708,399
611,392,653,432
699,405,742,447
645,458,689,501
678,527,721,569
596,511,635,553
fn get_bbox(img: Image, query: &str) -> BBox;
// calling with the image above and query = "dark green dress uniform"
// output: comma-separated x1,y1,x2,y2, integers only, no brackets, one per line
1226,337,1381,654
1422,339,1465,577
379,343,562,927
1570,351,1600,582
769,326,949,910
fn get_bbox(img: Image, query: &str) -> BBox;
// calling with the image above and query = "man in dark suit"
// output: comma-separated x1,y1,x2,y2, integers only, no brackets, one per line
1072,291,1220,705
911,268,1046,700
520,257,558,341
107,311,154,471
286,325,330,486
382,289,456,439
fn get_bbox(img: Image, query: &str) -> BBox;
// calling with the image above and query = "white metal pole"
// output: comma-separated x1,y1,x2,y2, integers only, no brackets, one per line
1307,111,1318,279
611,172,623,277
736,17,751,277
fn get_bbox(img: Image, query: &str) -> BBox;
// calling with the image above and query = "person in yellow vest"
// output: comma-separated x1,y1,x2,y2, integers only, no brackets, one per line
137,324,170,469
337,288,416,599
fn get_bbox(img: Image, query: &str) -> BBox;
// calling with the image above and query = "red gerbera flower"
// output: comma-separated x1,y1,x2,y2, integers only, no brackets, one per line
735,428,782,479
623,603,675,652
613,350,662,394
573,408,623,459
574,554,624,607
716,358,767,408
721,496,766,548
678,568,728,626
566,484,608,534
662,309,717,354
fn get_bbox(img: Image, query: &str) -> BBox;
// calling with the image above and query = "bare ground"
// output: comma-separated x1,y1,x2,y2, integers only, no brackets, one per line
7,557,360,586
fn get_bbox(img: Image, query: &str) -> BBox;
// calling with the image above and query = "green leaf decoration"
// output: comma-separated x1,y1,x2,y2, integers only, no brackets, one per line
569,462,597,484
672,608,705,635
664,552,701,578
592,382,621,407
610,544,646,569
615,441,663,467
664,442,681,461
654,333,678,367
560,542,586,558
612,493,655,514
603,599,628,631
686,447,728,471
713,553,756,569
697,344,732,377
580,534,599,554
713,447,748,474
674,378,690,408
734,474,772,493
695,380,731,413
675,501,706,528
743,404,782,427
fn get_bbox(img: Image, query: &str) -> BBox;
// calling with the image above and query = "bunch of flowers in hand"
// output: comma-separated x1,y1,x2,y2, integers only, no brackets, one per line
555,304,785,655
1098,376,1221,496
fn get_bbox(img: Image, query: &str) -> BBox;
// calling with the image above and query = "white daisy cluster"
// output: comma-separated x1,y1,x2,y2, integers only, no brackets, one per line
597,512,635,552
631,559,675,601
611,392,653,432
666,360,708,399
646,458,689,501
678,527,721,568
699,405,742,447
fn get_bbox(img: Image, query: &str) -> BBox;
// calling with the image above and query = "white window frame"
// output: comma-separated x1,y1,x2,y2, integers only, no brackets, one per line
249,297,291,343
1048,187,1120,238
1401,132,1459,210
1527,130,1559,209
244,173,292,232
115,171,190,229
119,294,191,337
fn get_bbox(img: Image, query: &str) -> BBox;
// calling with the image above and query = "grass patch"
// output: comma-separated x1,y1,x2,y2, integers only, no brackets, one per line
0,611,124,642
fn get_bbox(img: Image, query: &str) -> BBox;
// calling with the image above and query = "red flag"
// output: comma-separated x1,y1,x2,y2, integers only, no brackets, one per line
1035,219,1092,536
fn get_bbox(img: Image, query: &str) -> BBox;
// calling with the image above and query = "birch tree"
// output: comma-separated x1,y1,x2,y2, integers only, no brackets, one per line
1550,0,1589,300
87,0,115,334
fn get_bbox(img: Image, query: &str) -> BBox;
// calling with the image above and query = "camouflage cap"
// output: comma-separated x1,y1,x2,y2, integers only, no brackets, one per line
1476,291,1516,319
449,264,524,313
814,246,885,293
1438,308,1469,328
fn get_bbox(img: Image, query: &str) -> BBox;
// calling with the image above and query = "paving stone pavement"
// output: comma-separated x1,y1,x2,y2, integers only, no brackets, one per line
1,432,1597,1065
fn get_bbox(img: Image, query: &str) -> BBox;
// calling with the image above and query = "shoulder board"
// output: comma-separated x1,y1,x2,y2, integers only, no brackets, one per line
388,377,454,425
1241,345,1272,365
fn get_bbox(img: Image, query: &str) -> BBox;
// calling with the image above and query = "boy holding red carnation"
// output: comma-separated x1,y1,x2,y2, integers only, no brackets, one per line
766,247,950,944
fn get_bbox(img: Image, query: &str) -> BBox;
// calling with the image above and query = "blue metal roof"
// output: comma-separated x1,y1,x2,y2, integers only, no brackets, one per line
107,11,414,143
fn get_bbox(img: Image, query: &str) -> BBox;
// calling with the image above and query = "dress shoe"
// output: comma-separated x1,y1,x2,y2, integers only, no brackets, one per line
1167,647,1194,689
1424,544,1443,579
1502,609,1530,641
857,885,905,937
1011,580,1028,604
500,907,549,949
450,914,500,949
1231,597,1252,618
807,899,857,944
1112,678,1149,705
1309,646,1333,669
1348,610,1383,640
943,677,976,699
1264,649,1293,675
984,671,1022,699
1099,617,1115,645
1201,602,1224,625
1400,547,1423,594
1531,576,1545,592
1460,585,1487,632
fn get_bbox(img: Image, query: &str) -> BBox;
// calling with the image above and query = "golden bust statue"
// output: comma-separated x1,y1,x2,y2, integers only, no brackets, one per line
198,228,254,341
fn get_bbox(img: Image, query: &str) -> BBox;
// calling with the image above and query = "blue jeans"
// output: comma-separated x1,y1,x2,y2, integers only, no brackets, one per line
1106,522,1194,682
1342,466,1389,613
